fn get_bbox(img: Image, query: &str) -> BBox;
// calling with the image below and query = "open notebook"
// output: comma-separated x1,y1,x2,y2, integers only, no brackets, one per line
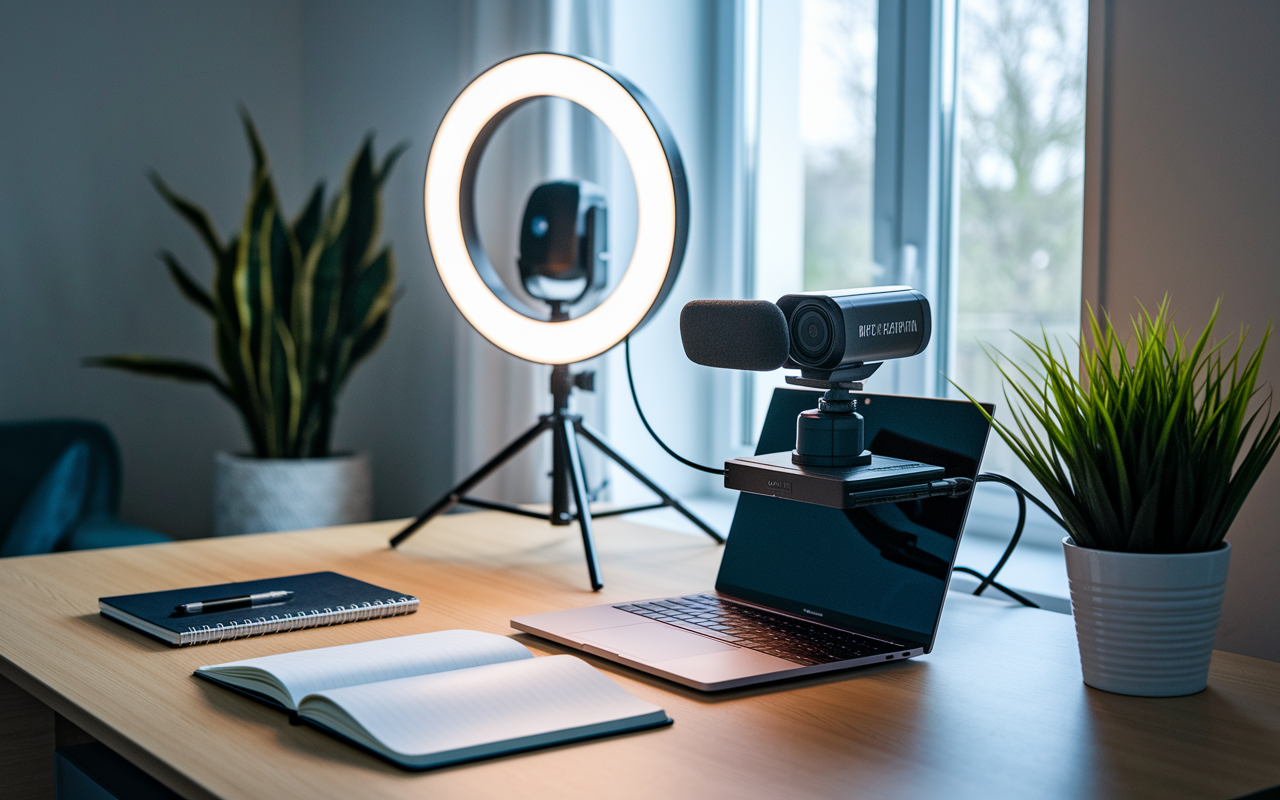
195,630,670,769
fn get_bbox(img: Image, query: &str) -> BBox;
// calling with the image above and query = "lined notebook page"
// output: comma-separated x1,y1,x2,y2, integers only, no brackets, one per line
198,630,531,707
299,655,667,763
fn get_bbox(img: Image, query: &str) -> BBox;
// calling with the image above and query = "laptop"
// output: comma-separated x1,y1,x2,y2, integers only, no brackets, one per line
512,387,994,691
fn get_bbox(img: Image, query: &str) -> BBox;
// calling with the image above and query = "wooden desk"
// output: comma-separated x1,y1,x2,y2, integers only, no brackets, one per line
2,513,1279,800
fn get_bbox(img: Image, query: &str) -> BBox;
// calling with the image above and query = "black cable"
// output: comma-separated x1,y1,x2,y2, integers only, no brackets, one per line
953,472,1075,609
971,473,1027,596
980,472,1067,529
952,566,1040,608
624,337,725,475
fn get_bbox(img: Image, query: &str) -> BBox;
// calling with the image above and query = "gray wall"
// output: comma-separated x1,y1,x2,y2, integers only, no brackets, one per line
299,0,462,532
1084,0,1280,660
0,1,463,538
0,1,306,538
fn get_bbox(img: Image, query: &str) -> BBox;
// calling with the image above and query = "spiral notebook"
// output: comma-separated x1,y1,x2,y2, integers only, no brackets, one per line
99,572,418,646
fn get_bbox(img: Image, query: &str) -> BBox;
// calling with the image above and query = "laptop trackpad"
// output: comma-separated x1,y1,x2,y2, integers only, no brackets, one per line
577,622,737,662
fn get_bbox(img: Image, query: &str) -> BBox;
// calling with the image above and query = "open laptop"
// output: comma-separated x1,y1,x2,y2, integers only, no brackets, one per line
512,388,994,691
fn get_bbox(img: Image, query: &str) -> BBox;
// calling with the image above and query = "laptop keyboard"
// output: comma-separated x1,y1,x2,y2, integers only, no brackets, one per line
613,594,902,667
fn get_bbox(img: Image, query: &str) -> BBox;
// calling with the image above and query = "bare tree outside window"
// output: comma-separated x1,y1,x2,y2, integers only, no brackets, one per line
953,0,1087,490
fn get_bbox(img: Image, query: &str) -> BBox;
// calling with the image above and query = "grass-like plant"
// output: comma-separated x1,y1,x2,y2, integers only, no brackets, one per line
957,299,1280,553
88,111,405,459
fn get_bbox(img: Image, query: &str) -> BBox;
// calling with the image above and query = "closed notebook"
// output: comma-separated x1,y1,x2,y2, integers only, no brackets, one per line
99,572,417,646
195,630,671,769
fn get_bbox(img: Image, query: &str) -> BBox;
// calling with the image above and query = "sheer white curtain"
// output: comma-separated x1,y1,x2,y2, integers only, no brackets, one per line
452,0,611,505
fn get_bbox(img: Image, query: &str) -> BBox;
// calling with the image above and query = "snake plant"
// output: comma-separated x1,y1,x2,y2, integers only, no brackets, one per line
956,300,1280,553
88,111,406,458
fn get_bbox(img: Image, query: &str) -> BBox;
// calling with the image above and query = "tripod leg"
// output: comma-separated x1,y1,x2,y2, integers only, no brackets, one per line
559,416,603,590
550,414,572,525
390,418,553,548
575,421,726,544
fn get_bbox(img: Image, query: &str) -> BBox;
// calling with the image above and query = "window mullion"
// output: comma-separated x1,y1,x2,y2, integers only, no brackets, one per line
872,0,956,398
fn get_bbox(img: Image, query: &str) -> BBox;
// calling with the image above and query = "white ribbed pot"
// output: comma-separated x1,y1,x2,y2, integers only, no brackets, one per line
1063,537,1231,697
212,452,372,537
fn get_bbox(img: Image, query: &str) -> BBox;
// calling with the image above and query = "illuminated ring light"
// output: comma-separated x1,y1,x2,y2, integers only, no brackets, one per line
424,52,689,365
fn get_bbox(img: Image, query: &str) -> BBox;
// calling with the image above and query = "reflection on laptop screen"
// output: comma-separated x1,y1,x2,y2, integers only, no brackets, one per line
716,389,993,649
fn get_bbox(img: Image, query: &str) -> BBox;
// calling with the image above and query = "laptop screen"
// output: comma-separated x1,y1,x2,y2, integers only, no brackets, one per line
716,389,993,650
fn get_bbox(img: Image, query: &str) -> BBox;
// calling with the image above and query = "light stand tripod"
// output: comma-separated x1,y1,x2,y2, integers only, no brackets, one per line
390,362,724,590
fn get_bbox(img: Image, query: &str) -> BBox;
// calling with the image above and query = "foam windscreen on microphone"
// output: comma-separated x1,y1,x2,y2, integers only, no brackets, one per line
680,300,790,371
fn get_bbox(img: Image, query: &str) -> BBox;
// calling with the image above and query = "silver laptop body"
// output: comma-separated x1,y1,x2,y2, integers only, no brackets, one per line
512,389,993,692
512,590,925,691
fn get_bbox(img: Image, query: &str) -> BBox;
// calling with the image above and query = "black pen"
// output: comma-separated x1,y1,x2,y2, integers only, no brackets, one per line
174,590,293,615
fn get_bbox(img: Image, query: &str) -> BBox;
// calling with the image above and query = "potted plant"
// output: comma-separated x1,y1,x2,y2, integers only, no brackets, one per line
88,111,405,536
959,300,1280,696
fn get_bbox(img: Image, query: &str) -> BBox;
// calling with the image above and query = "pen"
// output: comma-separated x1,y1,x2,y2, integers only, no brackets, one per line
174,590,294,615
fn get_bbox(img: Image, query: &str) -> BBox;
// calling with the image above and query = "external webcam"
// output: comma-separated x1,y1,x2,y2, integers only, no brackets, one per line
776,288,930,381
679,287,971,510
681,286,930,383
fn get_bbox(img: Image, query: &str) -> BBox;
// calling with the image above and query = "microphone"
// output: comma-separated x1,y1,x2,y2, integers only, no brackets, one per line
680,300,789,371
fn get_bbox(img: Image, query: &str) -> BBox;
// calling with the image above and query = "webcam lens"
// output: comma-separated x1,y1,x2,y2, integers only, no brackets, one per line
792,306,833,363
531,216,549,237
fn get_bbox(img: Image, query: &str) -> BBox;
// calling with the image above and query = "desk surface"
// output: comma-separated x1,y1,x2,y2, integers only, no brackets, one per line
2,513,1279,800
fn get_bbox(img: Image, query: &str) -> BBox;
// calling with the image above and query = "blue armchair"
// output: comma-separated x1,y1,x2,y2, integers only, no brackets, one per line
0,420,171,556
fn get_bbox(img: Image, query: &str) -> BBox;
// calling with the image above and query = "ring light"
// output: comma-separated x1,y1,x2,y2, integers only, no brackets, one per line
396,54,719,588
424,52,689,365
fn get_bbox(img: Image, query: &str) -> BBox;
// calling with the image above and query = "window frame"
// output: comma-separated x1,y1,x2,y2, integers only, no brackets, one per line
735,0,1077,564
736,0,960,442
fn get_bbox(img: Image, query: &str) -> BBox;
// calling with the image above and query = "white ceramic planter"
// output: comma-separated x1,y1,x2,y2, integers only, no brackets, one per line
212,452,372,537
1063,537,1230,697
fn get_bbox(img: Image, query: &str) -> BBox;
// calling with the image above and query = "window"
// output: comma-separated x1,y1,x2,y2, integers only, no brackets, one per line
747,0,956,435
950,0,1088,547
608,0,1089,571
746,0,1088,553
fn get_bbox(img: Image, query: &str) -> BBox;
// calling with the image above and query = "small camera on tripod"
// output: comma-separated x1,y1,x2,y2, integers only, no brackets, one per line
681,287,971,509
518,181,608,311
